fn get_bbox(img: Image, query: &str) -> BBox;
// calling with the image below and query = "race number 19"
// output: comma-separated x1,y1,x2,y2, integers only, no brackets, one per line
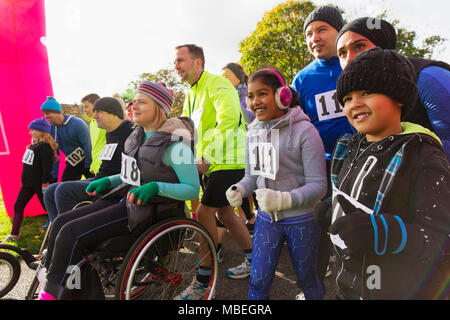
121,153,140,186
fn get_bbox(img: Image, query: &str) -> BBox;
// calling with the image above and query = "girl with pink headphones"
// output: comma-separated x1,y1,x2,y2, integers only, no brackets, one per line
226,69,328,299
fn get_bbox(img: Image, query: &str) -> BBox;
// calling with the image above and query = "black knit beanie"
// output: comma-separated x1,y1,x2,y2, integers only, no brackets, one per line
337,47,418,117
336,17,397,50
93,97,124,119
303,6,344,32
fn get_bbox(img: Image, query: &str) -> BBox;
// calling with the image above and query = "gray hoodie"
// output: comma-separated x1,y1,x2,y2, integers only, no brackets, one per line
237,107,327,221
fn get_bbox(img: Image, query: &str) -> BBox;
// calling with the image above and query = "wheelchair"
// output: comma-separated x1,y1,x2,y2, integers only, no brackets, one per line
0,201,218,300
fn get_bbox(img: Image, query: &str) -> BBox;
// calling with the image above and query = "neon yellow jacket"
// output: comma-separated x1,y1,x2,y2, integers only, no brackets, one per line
88,118,106,174
183,71,246,175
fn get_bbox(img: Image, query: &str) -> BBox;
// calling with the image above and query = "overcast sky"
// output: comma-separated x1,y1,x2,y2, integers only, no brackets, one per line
44,0,450,104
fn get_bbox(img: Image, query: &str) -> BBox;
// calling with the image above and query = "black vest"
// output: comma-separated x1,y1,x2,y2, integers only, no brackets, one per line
102,125,188,202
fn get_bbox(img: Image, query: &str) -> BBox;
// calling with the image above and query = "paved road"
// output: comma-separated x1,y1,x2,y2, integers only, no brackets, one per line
214,231,336,300
2,230,336,301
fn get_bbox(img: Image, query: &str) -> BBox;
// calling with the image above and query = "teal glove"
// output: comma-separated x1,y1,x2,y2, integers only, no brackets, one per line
85,177,111,195
127,181,159,206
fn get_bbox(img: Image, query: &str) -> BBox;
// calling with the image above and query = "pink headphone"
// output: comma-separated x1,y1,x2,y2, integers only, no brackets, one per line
259,68,292,110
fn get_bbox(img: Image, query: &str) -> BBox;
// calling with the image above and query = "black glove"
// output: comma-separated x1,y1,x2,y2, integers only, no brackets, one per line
329,195,408,256
313,198,332,229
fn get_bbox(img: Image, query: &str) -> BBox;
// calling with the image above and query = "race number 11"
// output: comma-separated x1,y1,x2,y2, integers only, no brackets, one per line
249,142,277,180
315,89,344,122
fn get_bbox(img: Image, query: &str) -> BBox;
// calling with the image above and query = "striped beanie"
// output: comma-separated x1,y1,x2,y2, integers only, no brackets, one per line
136,81,173,115
41,96,62,113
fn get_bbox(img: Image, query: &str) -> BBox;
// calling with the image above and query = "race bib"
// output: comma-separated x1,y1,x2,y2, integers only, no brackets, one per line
66,147,85,167
248,142,278,180
22,149,35,165
314,89,345,122
98,143,118,161
120,153,140,187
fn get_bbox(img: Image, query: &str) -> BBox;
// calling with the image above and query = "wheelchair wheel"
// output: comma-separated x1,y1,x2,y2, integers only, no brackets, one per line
25,275,40,300
115,217,217,300
0,251,21,298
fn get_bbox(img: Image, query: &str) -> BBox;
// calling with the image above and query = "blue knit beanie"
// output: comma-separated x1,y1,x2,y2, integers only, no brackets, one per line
29,118,51,134
41,96,62,113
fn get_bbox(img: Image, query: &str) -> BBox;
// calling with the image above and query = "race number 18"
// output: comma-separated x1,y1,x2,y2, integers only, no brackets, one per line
121,153,140,186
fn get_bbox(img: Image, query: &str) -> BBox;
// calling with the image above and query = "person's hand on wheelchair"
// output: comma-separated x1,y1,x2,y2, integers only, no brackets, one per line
127,181,159,206
85,177,111,196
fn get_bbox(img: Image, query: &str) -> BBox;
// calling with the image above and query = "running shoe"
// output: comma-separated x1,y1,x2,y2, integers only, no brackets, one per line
174,278,209,300
226,259,251,279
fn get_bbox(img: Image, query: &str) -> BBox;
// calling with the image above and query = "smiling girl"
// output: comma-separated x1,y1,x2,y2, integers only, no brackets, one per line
226,68,327,300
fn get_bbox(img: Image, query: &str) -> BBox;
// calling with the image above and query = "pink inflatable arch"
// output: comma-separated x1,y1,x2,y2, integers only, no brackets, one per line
0,0,54,217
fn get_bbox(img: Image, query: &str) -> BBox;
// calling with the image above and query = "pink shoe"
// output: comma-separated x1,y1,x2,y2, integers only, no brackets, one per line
38,290,56,300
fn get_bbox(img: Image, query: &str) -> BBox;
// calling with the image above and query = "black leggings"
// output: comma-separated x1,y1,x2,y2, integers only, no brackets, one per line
44,198,185,294
12,185,46,235
44,199,128,287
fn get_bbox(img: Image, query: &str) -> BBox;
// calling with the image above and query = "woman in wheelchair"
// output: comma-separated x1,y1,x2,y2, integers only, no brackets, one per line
37,81,200,300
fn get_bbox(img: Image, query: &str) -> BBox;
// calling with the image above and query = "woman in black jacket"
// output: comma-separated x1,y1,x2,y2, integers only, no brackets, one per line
2,118,57,242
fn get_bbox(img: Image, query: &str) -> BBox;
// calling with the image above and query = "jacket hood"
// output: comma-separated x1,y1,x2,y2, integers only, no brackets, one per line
248,106,311,130
158,117,195,142
248,107,311,150
400,122,442,145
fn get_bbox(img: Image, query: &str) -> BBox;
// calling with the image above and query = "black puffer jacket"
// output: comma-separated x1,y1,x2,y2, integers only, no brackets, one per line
331,126,450,300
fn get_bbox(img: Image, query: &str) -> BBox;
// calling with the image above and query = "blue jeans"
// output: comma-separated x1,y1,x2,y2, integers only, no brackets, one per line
43,179,93,221
248,213,324,300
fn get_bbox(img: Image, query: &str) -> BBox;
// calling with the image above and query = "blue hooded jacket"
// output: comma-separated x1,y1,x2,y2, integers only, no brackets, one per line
292,56,354,161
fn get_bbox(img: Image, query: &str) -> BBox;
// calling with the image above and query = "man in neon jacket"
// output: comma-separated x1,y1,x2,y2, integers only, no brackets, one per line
81,93,106,176
174,44,252,299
